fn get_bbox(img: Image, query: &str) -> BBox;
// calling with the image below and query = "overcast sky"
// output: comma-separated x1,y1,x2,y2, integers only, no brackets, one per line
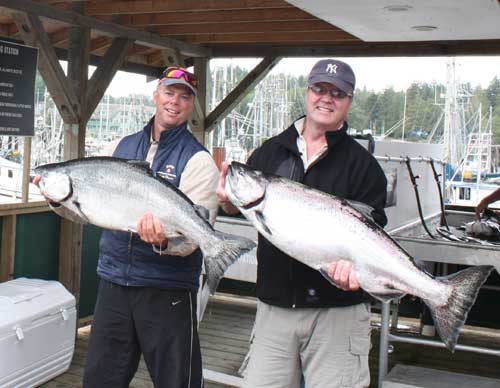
104,56,500,97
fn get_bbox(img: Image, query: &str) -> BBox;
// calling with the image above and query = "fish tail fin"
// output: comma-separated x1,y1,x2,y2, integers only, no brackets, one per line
202,232,256,295
424,265,493,352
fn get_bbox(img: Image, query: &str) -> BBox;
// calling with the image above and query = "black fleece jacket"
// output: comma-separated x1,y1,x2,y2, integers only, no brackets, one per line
247,119,387,308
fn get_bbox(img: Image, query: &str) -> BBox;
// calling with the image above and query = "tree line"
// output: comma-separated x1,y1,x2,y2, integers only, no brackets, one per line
207,66,500,147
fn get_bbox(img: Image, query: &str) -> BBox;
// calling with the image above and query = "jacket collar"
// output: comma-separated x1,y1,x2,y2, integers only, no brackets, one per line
277,116,349,152
143,116,189,144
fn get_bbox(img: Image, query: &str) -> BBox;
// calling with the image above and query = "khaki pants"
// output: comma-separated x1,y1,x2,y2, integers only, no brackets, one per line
242,301,371,388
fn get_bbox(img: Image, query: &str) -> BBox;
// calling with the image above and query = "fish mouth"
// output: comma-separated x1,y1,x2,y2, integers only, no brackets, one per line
228,161,247,177
48,200,62,208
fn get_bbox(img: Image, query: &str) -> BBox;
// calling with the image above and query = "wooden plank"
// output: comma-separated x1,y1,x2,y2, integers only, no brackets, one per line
84,37,133,121
203,369,243,387
109,8,316,27
49,26,68,45
21,136,31,203
178,30,358,44
11,11,80,123
58,218,83,303
85,0,292,15
1,0,210,57
0,214,16,281
89,35,112,53
205,55,281,132
0,22,9,35
210,40,500,58
67,24,89,117
153,20,341,35
38,298,500,388
191,56,207,143
58,24,89,310
0,202,48,216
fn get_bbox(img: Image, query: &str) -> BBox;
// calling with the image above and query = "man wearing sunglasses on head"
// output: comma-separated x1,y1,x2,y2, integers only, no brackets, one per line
216,59,387,388
82,67,219,388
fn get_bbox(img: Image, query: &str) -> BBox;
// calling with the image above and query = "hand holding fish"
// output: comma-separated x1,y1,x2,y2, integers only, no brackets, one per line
328,260,360,291
137,211,168,247
216,162,239,215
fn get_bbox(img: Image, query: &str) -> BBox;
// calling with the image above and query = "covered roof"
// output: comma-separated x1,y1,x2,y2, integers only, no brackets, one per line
1,0,500,77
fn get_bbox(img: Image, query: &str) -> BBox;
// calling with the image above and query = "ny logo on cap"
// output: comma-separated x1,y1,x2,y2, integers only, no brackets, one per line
326,63,338,74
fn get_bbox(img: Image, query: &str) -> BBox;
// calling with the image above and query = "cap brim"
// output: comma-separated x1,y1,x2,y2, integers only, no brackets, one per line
160,78,196,95
308,75,353,95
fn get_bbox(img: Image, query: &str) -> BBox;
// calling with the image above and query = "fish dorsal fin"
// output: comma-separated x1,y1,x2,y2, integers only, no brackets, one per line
127,160,150,170
345,199,375,222
255,211,272,236
193,204,210,221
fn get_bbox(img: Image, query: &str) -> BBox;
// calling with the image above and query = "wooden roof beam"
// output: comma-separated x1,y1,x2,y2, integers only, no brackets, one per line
89,35,112,53
153,20,340,36
205,55,282,132
11,11,80,122
128,44,156,57
0,0,210,57
85,0,293,15
0,21,19,36
179,31,358,44
108,8,318,27
105,8,316,27
85,37,134,122
209,40,500,57
0,22,9,34
49,26,68,45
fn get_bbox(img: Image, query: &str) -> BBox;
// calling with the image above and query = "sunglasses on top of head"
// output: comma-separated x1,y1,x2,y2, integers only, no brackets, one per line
308,84,352,99
159,66,197,88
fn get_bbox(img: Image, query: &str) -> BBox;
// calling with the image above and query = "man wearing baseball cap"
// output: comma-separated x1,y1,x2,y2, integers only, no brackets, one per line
82,66,219,388
217,59,387,387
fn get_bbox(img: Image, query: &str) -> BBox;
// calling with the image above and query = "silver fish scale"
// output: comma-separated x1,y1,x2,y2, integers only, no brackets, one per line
47,158,212,241
241,177,449,306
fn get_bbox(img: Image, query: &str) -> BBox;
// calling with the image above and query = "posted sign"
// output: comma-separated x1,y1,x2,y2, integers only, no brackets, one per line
0,40,38,136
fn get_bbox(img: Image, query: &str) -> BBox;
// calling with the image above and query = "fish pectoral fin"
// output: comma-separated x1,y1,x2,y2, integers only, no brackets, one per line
370,290,406,302
345,199,375,222
127,160,151,170
72,201,91,224
164,231,186,239
193,204,210,221
255,211,272,236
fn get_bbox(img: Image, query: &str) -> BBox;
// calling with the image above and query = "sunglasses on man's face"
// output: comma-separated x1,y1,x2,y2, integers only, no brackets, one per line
308,84,352,99
159,67,197,88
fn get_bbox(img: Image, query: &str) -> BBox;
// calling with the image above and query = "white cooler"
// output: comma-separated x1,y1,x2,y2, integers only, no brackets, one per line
0,278,76,388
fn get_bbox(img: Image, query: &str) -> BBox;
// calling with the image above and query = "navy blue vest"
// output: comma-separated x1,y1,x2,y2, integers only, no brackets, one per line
97,118,207,290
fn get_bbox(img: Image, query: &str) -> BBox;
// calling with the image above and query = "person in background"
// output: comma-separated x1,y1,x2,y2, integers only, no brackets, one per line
217,59,387,388
77,66,217,388
475,187,500,219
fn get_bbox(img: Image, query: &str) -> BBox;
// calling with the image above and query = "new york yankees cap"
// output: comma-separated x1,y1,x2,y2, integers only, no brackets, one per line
308,59,356,95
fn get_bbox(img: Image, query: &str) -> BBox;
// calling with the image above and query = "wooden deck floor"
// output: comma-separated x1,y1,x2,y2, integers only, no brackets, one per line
40,294,500,388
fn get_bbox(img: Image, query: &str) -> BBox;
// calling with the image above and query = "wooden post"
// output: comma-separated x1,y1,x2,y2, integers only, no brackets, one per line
21,137,32,203
192,57,208,144
205,56,281,133
58,24,89,305
0,215,17,282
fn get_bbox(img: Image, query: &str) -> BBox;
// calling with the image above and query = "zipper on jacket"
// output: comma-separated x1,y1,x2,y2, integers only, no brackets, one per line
127,232,133,253
125,232,133,286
